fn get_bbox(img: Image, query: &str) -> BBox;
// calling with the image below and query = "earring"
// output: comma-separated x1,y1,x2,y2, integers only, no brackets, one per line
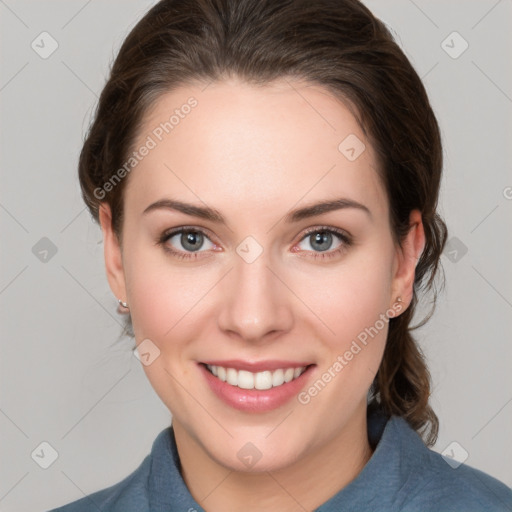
396,296,402,303
118,298,129,309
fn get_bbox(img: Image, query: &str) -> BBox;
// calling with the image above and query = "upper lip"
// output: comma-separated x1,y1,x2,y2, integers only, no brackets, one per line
200,360,314,372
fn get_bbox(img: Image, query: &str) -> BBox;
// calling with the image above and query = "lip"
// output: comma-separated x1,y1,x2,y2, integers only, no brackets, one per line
200,359,314,372
198,362,316,413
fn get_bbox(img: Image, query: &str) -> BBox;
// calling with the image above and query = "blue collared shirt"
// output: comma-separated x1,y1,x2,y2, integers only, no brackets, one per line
49,407,512,511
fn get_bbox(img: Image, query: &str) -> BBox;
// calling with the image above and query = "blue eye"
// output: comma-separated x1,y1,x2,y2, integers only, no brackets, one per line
157,226,352,261
295,227,352,260
158,228,215,260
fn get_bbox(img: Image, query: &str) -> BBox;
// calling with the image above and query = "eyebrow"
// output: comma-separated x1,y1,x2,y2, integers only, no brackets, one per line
142,197,371,224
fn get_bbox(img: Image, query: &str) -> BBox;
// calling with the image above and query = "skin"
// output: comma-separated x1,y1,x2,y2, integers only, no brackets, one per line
99,77,425,512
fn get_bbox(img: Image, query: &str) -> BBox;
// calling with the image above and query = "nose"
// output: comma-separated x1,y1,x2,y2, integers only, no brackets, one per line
217,247,294,344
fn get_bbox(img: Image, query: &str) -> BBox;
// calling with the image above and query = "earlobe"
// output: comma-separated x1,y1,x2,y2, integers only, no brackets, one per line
391,209,425,309
98,203,127,304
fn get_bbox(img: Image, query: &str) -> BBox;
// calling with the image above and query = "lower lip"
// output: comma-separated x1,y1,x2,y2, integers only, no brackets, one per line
198,363,316,413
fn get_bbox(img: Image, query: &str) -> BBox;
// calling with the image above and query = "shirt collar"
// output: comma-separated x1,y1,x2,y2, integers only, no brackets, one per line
147,406,422,511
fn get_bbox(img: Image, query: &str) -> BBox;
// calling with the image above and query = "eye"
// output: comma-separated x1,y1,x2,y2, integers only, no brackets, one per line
294,226,352,260
157,225,352,262
158,227,216,260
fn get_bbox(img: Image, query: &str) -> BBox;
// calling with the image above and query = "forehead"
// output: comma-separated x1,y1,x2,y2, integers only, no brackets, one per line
124,78,388,222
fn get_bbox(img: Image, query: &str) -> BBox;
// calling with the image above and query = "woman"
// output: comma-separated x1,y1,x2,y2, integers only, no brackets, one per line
50,0,512,510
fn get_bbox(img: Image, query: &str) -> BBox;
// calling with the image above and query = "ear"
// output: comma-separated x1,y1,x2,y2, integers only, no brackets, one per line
390,209,425,309
98,203,127,304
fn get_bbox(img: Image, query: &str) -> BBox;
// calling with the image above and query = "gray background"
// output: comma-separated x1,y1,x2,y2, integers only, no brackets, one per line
1,0,511,510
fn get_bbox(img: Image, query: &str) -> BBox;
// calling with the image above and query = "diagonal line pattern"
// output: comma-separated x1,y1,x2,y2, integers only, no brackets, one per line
60,265,124,328
0,408,29,438
472,395,512,439
471,266,512,309
468,470,512,510
284,78,337,131
162,366,233,438
61,369,132,439
266,164,336,234
0,472,30,504
265,265,336,335
201,80,213,92
164,267,234,336
198,469,233,503
61,0,94,29
60,471,103,511
61,207,86,233
421,61,439,80
407,0,439,28
470,204,499,234
61,61,98,98
265,472,309,511
163,163,234,234
0,265,28,296
0,201,29,232
471,0,502,30
264,410,294,438
0,0,29,28
471,61,512,104
0,62,29,92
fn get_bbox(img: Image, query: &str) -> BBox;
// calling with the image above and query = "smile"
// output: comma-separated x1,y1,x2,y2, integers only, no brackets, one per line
205,364,308,390
198,360,316,412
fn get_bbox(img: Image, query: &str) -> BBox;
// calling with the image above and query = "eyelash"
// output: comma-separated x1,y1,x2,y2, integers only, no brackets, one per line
156,225,353,261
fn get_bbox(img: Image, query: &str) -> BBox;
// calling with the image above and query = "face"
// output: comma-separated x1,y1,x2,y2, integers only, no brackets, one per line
100,77,422,473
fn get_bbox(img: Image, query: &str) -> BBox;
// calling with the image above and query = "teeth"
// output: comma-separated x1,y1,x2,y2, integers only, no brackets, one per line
206,364,307,390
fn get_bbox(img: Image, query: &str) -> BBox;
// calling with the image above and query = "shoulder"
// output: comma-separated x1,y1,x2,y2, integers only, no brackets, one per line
47,454,151,512
388,417,512,511
402,450,512,511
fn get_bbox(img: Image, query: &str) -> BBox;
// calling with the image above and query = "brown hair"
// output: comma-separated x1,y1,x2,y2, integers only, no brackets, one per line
79,0,447,446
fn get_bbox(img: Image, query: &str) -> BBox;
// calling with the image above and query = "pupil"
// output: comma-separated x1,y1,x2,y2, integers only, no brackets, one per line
312,232,331,252
182,231,202,251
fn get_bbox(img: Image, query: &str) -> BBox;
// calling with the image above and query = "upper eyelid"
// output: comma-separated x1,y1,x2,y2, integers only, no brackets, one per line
301,225,350,238
162,226,217,244
162,225,350,250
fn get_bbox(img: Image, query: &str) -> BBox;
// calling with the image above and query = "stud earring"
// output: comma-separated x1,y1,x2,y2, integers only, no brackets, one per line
118,298,129,309
396,296,402,303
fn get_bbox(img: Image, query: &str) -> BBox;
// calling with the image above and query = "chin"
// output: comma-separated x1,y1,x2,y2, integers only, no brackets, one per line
203,433,306,474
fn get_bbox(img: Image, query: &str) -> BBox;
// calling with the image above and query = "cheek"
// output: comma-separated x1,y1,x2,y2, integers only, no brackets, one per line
122,239,172,333
123,241,221,358
304,253,394,339
125,230,395,343
299,249,395,391
125,256,200,341
122,247,207,409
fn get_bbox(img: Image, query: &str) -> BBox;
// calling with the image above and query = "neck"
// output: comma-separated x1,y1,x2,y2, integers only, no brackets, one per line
173,405,373,512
